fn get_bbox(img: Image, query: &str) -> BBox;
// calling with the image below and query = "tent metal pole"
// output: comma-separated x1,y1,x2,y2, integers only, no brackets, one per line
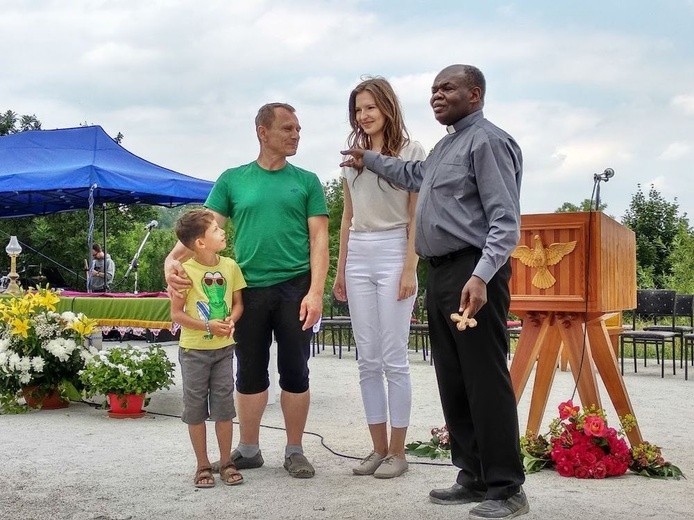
102,203,107,293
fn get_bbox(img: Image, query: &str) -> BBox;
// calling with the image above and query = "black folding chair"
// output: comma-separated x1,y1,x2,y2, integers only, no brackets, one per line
643,294,694,368
318,296,355,359
619,289,678,378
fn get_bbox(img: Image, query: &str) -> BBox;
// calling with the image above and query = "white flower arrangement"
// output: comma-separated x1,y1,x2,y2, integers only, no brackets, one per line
0,288,98,413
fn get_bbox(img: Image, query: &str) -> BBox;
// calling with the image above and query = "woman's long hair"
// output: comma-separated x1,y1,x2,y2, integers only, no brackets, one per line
347,77,410,185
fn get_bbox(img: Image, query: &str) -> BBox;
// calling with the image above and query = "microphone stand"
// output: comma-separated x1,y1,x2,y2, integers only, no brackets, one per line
592,170,612,211
123,227,154,294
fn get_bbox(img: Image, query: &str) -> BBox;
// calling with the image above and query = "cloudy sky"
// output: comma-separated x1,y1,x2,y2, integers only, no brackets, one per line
2,0,693,221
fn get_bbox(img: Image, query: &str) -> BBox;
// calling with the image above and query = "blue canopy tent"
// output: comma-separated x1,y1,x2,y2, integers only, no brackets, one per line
0,125,214,290
0,125,213,217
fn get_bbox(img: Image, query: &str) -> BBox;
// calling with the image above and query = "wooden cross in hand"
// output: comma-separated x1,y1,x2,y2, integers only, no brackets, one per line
450,308,478,331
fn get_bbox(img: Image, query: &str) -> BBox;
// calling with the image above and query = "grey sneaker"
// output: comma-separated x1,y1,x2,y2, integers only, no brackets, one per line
211,449,264,473
352,451,385,476
373,455,408,479
468,489,529,519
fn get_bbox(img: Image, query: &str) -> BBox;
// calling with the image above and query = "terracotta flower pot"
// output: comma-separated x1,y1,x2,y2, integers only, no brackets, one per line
107,393,146,419
22,386,70,410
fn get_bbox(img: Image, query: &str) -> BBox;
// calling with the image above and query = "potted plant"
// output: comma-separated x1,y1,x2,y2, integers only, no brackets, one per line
0,287,98,413
80,343,175,418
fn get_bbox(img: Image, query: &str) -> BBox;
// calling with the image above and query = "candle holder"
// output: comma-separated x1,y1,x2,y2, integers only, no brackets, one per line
5,236,23,296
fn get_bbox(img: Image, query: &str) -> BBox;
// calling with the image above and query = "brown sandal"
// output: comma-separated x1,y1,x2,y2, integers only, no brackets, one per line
219,461,244,486
194,466,215,488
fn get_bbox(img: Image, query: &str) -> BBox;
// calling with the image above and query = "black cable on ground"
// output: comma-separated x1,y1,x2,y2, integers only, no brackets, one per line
78,398,453,467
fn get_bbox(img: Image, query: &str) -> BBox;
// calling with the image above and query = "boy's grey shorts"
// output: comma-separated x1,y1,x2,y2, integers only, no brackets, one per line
178,345,236,425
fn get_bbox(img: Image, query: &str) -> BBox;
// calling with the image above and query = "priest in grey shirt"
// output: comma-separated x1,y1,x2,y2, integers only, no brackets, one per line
341,64,528,520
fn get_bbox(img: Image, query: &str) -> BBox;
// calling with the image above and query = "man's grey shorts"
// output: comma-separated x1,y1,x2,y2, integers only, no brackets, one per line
178,345,236,425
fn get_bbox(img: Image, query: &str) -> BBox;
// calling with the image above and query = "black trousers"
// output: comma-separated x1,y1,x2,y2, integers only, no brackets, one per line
235,273,313,394
427,251,524,500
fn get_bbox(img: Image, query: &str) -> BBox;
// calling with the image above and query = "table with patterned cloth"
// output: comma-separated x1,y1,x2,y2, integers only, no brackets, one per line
55,291,178,340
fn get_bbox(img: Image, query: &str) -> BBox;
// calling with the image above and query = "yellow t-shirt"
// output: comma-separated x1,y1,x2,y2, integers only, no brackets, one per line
179,256,246,350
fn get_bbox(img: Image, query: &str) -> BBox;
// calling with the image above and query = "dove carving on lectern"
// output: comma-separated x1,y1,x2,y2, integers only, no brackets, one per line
511,235,577,289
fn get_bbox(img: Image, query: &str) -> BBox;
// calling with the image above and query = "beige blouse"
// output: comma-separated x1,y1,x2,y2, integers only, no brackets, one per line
341,141,426,232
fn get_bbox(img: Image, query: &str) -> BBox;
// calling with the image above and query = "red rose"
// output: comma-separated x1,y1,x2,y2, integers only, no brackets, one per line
603,455,618,476
583,415,606,437
559,400,579,420
556,461,575,477
569,444,586,457
604,427,618,439
579,450,598,467
574,465,590,478
592,461,607,479
608,437,630,457
565,422,579,434
604,455,629,476
572,432,591,447
551,447,570,463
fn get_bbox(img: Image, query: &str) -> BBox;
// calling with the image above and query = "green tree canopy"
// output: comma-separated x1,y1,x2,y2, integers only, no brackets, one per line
0,204,165,292
666,221,694,294
555,199,607,213
323,178,344,302
622,184,686,288
0,110,41,135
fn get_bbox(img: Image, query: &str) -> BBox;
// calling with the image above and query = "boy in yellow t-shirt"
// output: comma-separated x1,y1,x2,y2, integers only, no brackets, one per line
171,209,246,488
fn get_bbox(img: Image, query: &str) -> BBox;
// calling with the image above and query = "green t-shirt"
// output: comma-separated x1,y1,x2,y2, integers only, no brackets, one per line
179,256,246,350
205,161,328,287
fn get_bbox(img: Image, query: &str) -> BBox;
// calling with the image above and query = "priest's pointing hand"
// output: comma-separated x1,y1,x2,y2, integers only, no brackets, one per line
340,149,365,170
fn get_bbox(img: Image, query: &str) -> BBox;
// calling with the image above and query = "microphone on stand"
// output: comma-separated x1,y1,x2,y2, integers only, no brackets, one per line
124,222,157,290
592,167,615,211
594,168,615,182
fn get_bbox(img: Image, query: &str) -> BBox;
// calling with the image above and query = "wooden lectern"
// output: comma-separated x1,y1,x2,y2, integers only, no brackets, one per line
509,212,643,445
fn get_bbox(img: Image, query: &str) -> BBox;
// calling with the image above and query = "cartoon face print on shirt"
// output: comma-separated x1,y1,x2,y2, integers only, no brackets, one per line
200,271,229,320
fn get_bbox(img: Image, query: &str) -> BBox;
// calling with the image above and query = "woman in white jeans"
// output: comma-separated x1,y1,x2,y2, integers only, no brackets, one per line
333,77,426,479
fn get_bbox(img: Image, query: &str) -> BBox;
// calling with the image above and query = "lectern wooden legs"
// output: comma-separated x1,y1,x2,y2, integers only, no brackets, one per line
586,318,643,445
510,311,643,446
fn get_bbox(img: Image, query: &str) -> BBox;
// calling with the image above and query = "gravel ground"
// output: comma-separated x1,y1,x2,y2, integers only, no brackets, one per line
1,341,692,520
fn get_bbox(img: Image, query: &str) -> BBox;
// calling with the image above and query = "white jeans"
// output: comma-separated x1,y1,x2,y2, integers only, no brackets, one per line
346,228,415,428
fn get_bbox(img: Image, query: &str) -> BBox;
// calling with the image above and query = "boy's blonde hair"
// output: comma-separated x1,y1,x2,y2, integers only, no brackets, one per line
175,209,216,250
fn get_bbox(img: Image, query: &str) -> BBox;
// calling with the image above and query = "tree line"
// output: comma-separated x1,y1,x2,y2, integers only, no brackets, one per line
2,110,693,296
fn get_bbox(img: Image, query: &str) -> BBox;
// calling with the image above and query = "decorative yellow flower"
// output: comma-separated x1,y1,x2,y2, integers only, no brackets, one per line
10,318,31,338
11,298,32,317
67,316,97,336
1,287,97,411
32,287,61,311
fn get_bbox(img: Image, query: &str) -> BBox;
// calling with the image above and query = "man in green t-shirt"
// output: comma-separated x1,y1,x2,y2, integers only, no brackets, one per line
165,103,329,479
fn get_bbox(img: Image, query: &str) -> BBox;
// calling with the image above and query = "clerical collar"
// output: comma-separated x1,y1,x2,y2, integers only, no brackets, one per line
446,110,484,134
